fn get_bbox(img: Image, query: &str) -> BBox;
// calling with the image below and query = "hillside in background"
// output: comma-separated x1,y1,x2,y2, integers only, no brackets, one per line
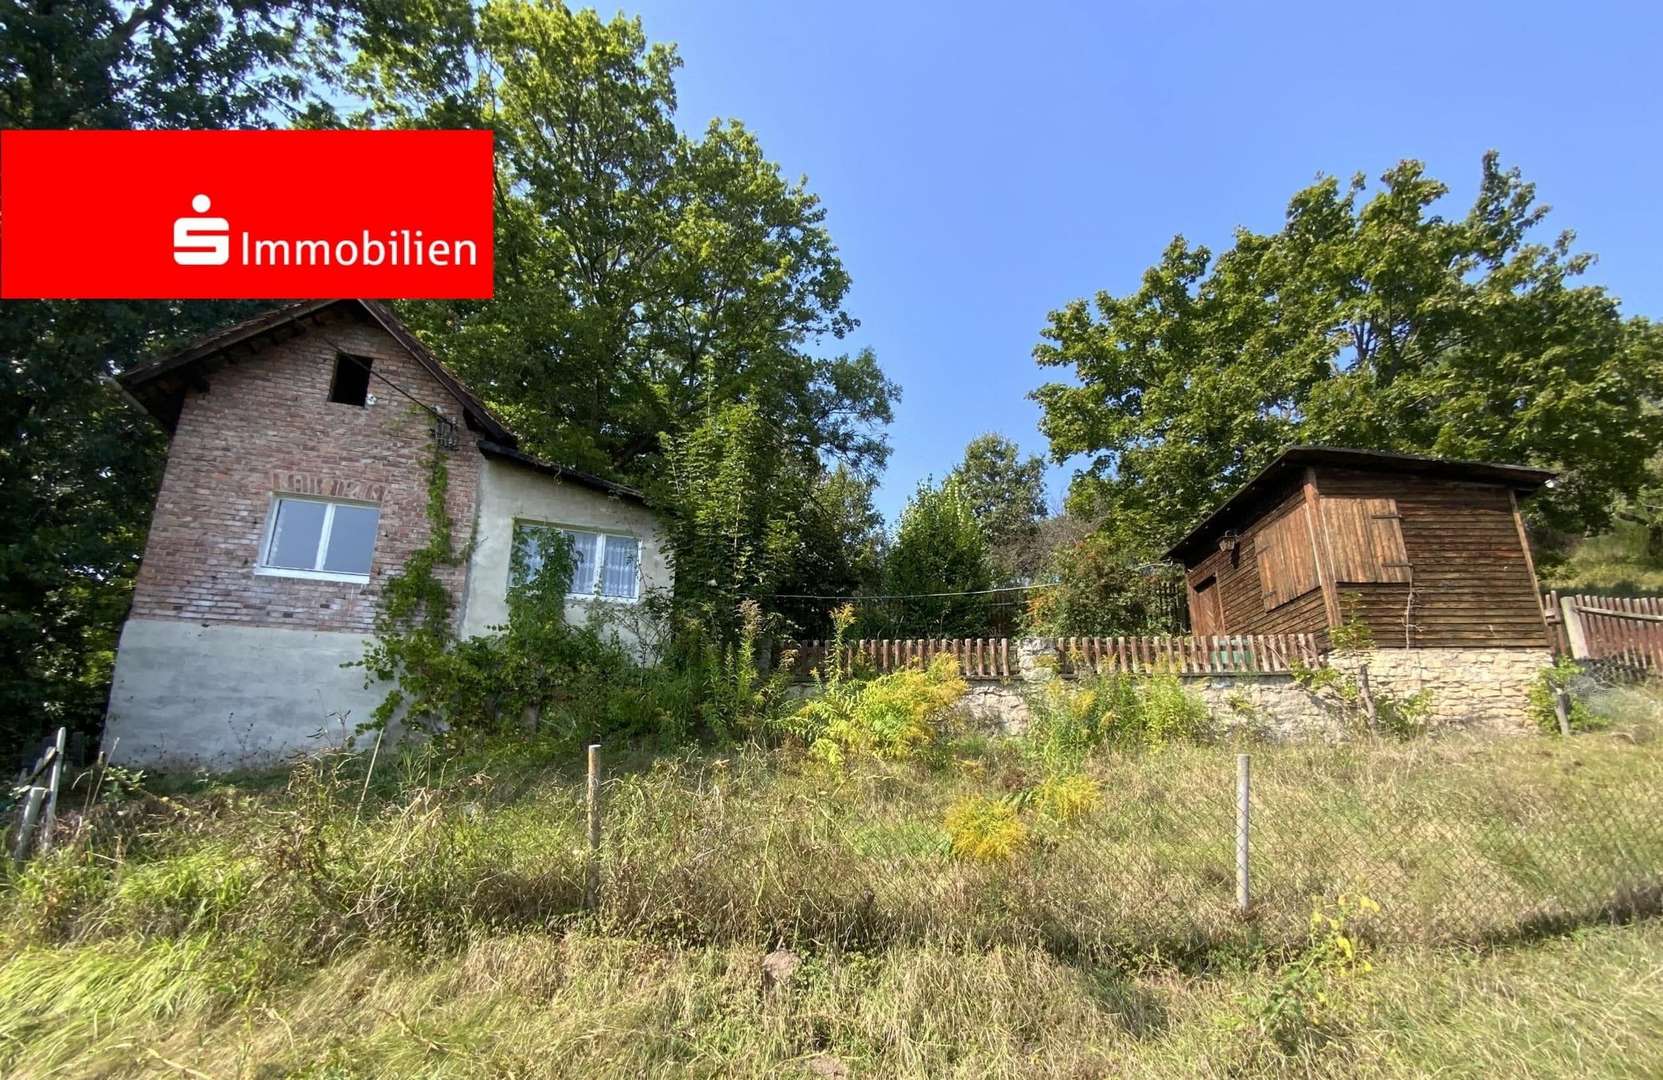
1542,524,1663,593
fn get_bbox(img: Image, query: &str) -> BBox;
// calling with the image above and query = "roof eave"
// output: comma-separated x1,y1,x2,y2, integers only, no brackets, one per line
477,439,649,506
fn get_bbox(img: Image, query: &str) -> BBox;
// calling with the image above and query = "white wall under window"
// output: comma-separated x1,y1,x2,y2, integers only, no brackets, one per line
256,495,380,583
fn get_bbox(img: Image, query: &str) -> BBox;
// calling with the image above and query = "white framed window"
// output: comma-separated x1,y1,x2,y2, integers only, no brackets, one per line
256,496,380,583
512,522,641,601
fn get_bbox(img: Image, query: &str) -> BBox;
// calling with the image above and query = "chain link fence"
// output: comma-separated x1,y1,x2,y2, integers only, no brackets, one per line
588,737,1663,960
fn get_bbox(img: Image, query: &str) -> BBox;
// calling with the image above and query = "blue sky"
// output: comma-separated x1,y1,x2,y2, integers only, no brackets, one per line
626,0,1663,523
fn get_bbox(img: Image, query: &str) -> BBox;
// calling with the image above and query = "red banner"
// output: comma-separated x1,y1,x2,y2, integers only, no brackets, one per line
0,129,494,299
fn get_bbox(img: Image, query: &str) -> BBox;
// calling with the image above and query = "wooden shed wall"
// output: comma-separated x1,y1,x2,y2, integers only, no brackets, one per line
1313,469,1546,648
1184,484,1329,638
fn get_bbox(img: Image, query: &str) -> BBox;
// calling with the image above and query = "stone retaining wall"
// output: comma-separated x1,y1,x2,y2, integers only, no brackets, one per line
952,641,1551,738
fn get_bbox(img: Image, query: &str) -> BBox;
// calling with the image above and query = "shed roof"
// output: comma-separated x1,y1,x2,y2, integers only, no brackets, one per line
1164,446,1554,563
116,299,649,506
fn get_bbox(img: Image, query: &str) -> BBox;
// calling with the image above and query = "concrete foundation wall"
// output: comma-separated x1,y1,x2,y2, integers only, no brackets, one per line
104,618,389,770
952,643,1552,738
459,456,671,656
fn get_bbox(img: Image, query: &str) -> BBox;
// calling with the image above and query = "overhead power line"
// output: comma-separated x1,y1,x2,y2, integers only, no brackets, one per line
758,584,1058,601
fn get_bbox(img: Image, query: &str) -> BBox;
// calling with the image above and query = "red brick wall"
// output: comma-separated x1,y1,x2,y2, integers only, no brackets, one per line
128,308,481,635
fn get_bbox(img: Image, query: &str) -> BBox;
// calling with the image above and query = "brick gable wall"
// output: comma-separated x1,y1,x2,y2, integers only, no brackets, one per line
128,309,481,635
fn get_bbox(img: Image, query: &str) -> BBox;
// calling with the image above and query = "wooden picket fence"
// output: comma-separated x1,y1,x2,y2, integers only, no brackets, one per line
1543,591,1663,674
783,632,1324,681
1053,633,1323,676
789,637,1013,679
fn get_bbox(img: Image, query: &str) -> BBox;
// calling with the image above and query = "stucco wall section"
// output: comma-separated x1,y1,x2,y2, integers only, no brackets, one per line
104,618,390,769
459,455,671,653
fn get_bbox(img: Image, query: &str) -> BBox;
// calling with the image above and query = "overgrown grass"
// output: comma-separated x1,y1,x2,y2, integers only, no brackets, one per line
3,919,1661,1076
1542,523,1663,592
3,689,1662,1075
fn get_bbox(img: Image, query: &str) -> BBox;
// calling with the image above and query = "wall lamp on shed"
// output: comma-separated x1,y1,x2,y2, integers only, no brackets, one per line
1217,531,1241,555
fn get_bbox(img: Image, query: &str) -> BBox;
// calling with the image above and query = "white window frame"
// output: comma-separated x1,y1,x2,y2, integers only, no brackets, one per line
512,521,642,603
255,494,380,584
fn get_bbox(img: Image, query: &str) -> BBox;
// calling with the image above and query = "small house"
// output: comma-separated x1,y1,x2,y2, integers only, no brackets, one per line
1165,447,1553,649
105,299,672,769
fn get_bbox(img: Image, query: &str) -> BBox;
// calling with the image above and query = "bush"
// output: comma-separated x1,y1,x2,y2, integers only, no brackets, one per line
797,653,969,764
944,795,1025,861
1529,656,1606,734
1025,669,1211,771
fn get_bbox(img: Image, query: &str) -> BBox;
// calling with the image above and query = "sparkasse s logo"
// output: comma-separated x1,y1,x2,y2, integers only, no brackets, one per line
174,195,230,266
1,130,493,300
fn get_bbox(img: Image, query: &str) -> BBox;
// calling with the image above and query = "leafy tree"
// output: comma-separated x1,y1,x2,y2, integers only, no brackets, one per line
0,0,354,759
347,1,896,492
1033,153,1663,549
878,478,994,635
345,0,897,634
1024,535,1184,637
948,433,1047,579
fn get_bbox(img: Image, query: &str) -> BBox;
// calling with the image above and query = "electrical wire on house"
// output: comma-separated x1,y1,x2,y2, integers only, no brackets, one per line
319,335,460,447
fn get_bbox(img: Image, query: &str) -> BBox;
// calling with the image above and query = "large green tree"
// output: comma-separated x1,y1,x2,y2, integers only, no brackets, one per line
0,0,353,758
948,433,1047,580
347,1,895,484
345,0,897,625
1033,153,1663,552
876,478,994,635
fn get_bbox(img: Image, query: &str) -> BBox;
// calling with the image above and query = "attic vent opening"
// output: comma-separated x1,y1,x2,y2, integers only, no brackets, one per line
329,353,372,407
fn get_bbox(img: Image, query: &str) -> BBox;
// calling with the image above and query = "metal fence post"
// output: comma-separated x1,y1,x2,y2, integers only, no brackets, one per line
1236,753,1251,914
585,743,602,910
39,726,66,851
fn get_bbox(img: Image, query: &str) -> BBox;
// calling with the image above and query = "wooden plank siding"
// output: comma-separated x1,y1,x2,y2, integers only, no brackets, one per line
1183,483,1331,640
1313,469,1547,648
1176,465,1549,649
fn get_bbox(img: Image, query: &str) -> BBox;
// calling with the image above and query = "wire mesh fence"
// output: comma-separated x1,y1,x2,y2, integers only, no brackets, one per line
588,737,1663,959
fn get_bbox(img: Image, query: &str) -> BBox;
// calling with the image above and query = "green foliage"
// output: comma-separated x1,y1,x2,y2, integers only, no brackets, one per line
948,434,1047,578
1026,669,1212,773
1033,154,1663,548
1327,595,1376,653
1528,657,1605,735
1541,522,1663,592
696,600,795,741
943,795,1026,862
1286,599,1430,740
346,0,897,632
876,477,995,635
1025,533,1184,636
1033,771,1102,823
797,653,969,765
0,0,356,758
1240,894,1379,1059
1290,660,1432,741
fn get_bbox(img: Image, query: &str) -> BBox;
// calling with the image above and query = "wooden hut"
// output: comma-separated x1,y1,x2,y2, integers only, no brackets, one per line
1164,447,1554,648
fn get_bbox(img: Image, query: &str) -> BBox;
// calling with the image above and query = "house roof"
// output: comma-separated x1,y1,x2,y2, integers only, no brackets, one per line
116,299,515,444
1163,446,1555,563
117,299,649,506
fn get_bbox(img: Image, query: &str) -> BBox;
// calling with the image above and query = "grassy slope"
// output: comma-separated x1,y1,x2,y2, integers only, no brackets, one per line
3,689,1662,1077
3,921,1661,1077
1541,523,1663,592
